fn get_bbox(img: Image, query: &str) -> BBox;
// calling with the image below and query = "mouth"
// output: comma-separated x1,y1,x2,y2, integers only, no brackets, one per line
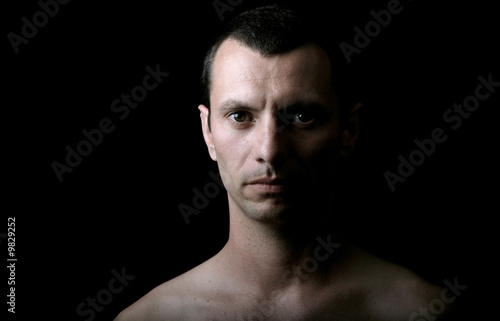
245,178,290,193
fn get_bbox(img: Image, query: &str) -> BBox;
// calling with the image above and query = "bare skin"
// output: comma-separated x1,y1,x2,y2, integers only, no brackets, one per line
115,39,446,321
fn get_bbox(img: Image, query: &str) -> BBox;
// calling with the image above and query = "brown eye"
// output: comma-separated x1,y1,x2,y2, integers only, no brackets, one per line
295,112,314,123
230,112,247,122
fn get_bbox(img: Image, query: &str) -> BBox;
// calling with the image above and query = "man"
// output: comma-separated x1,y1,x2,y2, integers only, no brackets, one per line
116,5,450,320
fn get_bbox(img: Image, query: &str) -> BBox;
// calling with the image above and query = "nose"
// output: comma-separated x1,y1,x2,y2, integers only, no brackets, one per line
254,113,288,167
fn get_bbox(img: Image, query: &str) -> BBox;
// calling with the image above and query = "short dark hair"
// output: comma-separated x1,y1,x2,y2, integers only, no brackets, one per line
200,4,355,125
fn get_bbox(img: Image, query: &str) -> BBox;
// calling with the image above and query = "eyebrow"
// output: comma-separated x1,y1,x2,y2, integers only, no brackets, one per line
217,100,260,115
217,99,329,114
282,101,328,111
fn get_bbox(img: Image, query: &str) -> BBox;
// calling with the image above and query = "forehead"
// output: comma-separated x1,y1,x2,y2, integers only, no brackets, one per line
210,38,334,109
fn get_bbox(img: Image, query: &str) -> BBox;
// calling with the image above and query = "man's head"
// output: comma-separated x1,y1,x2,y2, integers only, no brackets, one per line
199,5,361,224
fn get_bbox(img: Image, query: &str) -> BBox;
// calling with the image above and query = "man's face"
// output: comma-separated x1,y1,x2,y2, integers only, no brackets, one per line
200,39,348,223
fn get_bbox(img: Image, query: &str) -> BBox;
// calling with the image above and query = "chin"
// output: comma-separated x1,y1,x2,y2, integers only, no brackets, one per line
241,198,306,224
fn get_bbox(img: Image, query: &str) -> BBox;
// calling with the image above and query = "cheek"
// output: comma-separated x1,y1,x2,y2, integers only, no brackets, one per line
211,128,250,187
213,128,244,161
295,125,340,157
293,127,342,178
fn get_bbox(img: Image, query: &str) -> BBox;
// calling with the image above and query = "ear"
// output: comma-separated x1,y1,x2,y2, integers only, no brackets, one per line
340,102,363,157
199,104,217,161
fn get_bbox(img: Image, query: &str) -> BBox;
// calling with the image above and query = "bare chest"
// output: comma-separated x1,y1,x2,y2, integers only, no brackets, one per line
186,288,370,321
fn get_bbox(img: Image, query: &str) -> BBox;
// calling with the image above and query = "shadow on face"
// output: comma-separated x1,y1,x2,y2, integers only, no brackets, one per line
198,39,359,222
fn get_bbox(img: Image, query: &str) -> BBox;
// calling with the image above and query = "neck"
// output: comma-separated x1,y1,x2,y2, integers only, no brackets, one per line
217,194,342,294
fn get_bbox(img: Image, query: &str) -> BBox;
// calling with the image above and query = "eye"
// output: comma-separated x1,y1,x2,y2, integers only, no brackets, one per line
294,112,314,124
229,111,248,123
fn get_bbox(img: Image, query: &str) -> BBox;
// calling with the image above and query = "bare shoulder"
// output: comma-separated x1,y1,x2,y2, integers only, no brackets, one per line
113,277,189,321
114,261,218,321
350,245,450,320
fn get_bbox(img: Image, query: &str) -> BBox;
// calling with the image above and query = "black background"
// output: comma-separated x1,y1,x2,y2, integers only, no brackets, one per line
3,0,498,320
